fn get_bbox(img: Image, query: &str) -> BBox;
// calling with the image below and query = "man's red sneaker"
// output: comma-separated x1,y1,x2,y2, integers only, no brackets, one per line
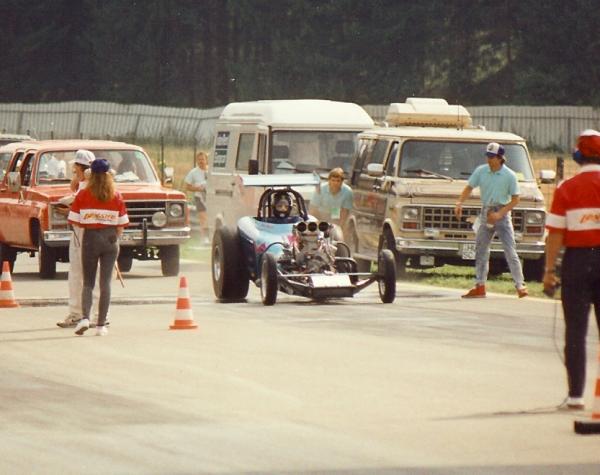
517,286,529,298
462,284,486,298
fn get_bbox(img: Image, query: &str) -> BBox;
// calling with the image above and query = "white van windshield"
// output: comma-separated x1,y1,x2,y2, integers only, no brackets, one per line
399,141,535,181
271,131,358,175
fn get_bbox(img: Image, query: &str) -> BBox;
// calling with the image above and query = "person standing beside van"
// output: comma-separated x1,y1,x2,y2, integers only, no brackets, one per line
184,151,210,245
69,158,129,336
454,142,528,299
543,129,600,410
310,167,353,230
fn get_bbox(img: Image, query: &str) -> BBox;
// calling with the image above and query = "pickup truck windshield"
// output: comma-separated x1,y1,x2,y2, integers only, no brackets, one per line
36,150,158,184
399,140,535,181
271,131,358,176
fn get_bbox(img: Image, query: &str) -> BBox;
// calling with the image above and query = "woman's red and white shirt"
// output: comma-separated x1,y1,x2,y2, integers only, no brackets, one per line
546,164,600,247
68,188,129,229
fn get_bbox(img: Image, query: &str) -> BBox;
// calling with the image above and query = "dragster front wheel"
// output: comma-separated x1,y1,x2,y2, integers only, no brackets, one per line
378,249,396,303
260,253,278,306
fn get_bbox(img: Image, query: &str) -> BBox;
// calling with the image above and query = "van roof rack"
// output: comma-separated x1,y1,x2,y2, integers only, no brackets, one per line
385,98,472,129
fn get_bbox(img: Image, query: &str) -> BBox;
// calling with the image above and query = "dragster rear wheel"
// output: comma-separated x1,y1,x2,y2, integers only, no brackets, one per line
212,227,249,301
260,253,278,306
378,249,396,303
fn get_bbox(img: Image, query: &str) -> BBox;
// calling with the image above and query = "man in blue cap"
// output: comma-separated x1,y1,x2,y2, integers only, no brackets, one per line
454,142,528,298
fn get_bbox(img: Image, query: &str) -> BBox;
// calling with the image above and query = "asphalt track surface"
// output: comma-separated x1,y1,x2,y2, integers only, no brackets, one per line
1,255,599,474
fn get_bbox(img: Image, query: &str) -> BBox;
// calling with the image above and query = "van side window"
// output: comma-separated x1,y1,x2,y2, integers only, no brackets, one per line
351,139,372,185
386,142,399,176
360,139,388,173
236,133,255,172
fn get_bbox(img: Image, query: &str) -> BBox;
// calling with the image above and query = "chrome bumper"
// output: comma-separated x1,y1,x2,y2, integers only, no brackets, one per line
394,237,545,259
44,227,191,247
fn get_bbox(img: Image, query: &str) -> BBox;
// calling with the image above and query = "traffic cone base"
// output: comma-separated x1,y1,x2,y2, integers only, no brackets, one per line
169,275,198,330
0,261,19,308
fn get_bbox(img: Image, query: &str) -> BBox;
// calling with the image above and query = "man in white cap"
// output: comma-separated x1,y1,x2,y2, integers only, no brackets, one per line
454,142,528,299
57,149,101,327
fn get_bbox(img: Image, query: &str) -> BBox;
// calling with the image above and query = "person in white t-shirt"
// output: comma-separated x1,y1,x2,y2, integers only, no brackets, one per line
184,151,210,245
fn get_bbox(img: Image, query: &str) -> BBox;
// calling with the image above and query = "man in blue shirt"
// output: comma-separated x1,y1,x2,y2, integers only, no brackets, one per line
309,167,353,227
454,142,528,298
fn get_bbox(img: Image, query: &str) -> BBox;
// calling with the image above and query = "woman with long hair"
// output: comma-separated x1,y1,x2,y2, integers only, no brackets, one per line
68,158,129,336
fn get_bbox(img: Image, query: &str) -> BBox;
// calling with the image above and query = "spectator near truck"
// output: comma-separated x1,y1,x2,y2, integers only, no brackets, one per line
206,99,374,234
345,98,554,281
0,140,189,277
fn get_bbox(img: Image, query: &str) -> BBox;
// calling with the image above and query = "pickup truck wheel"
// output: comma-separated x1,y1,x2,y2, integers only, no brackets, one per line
159,245,180,276
117,250,133,273
378,249,397,304
260,253,278,306
0,243,16,273
38,232,56,279
211,228,249,301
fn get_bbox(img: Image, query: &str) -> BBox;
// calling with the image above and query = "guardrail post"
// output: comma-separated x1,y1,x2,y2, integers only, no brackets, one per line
556,156,564,181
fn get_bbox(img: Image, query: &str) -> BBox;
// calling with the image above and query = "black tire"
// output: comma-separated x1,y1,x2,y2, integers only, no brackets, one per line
38,230,56,279
159,245,180,276
346,225,371,272
211,227,249,301
523,258,544,282
335,242,358,283
260,253,278,306
378,249,396,304
380,228,405,277
117,249,133,273
488,259,506,277
0,243,16,274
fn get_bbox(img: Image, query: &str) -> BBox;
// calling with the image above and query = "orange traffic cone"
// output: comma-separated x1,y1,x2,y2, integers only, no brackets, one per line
169,276,197,330
575,347,600,434
0,261,19,308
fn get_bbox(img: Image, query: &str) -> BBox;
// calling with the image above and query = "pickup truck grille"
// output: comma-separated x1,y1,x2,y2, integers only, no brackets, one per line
125,201,166,229
422,206,524,232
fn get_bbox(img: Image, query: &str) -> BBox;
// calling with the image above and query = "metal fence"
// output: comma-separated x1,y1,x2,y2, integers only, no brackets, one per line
1,101,599,151
363,104,600,151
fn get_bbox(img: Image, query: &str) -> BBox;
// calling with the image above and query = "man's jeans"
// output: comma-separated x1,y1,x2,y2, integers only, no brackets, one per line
474,206,525,288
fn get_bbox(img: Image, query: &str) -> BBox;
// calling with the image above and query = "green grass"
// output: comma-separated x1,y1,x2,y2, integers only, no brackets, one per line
402,264,546,298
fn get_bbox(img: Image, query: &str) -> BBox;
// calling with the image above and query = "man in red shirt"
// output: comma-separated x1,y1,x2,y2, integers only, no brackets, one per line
544,129,600,410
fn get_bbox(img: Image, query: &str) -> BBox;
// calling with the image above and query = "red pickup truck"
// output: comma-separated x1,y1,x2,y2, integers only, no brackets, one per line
0,139,190,278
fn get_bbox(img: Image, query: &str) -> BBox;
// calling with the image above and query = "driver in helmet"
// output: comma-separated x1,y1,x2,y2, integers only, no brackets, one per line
268,191,298,223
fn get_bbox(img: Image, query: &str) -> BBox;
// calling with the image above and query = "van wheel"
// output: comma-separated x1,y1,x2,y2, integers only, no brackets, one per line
260,253,278,306
38,230,56,279
347,225,371,272
212,228,249,301
378,249,397,303
0,243,16,273
380,229,405,277
159,245,180,276
523,258,544,282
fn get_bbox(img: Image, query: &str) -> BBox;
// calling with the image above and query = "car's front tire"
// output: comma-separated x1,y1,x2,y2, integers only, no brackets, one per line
159,245,180,276
212,227,249,301
260,253,278,306
378,249,396,303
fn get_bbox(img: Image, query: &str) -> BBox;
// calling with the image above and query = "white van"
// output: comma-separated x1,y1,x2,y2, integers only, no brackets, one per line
207,99,374,232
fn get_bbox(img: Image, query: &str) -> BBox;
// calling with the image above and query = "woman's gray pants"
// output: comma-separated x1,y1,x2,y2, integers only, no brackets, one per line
81,227,119,326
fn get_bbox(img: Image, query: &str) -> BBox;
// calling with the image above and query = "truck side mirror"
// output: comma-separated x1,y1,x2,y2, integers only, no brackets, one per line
538,169,556,184
7,172,21,192
248,159,259,175
163,166,174,186
366,163,384,177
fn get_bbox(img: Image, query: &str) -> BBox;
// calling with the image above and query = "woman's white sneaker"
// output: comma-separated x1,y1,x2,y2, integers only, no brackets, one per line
95,326,108,336
74,319,90,336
